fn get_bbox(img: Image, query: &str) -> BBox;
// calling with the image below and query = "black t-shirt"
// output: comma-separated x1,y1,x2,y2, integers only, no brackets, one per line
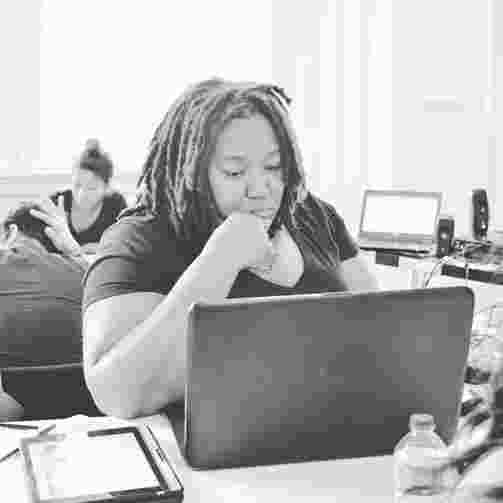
0,244,84,367
50,189,128,245
82,193,359,311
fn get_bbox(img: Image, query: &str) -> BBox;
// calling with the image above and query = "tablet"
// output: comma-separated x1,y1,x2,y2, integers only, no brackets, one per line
19,426,183,503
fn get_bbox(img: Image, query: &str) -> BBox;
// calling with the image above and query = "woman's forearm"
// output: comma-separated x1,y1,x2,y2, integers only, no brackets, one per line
86,246,241,418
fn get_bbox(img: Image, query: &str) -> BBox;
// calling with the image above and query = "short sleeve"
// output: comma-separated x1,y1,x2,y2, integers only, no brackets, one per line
101,191,128,226
298,193,359,263
82,215,189,312
108,191,128,217
49,189,72,212
324,203,359,261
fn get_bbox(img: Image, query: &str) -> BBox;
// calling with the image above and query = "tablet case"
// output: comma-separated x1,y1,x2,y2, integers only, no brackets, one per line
20,426,183,503
184,287,474,469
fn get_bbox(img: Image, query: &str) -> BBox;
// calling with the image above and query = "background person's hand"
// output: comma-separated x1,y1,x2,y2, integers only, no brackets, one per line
30,196,82,257
204,212,276,272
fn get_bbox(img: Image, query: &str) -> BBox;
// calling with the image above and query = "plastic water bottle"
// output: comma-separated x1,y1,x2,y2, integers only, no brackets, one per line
393,413,454,502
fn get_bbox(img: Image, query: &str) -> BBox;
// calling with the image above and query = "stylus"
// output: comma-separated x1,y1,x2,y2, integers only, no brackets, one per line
0,423,39,430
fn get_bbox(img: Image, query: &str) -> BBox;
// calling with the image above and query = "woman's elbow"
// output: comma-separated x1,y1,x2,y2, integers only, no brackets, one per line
340,255,381,292
83,360,182,419
362,272,380,291
84,361,142,419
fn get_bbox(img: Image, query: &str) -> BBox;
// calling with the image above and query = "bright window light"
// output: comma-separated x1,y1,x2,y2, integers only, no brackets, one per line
38,1,273,174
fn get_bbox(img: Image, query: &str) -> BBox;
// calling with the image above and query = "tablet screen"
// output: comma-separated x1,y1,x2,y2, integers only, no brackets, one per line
21,427,181,503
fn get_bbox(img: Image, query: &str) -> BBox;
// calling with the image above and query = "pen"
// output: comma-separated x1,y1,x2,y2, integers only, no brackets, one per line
0,423,57,463
0,423,40,430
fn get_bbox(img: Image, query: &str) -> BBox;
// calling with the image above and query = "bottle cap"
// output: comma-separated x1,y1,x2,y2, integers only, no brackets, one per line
409,413,435,430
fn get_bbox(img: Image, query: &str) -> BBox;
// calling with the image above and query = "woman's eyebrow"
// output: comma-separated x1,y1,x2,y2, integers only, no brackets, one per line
265,148,280,158
223,149,280,161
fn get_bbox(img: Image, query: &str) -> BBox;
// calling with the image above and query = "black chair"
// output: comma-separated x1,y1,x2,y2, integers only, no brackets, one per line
1,363,103,420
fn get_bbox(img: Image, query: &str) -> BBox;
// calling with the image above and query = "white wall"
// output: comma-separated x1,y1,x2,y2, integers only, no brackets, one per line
271,1,352,224
2,1,502,240
271,0,330,206
0,1,41,173
271,0,378,235
38,0,274,175
277,0,503,237
1,0,274,176
391,0,499,236
367,0,393,190
495,0,503,231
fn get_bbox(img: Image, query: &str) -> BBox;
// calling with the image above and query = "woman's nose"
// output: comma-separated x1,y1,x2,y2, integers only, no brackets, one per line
245,172,270,198
74,190,84,203
75,189,91,205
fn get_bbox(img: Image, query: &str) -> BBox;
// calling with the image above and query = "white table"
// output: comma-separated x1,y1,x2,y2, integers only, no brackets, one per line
1,414,394,502
362,250,503,316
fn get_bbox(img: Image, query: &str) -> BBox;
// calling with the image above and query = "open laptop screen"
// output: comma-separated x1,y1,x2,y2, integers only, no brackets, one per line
359,190,442,240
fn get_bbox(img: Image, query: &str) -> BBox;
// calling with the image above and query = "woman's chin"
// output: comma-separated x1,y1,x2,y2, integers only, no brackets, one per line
78,201,102,211
262,218,274,231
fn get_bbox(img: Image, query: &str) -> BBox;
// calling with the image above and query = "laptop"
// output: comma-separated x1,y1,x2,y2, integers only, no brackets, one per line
357,189,442,254
170,286,473,469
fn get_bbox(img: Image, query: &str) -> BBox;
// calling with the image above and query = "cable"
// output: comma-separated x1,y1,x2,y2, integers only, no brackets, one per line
470,301,503,355
422,255,451,288
473,303,503,319
460,242,491,285
422,242,490,288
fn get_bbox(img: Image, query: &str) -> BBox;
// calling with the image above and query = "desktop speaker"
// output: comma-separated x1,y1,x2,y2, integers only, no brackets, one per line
471,189,489,241
436,216,455,258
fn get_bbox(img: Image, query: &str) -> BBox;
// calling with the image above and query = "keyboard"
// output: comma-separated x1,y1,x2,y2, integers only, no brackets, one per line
358,240,434,255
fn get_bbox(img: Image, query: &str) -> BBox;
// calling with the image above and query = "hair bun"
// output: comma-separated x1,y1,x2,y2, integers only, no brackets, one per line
84,138,102,157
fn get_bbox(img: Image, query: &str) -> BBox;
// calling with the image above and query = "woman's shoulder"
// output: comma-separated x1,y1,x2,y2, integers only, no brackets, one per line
294,192,345,227
105,189,127,200
97,212,175,260
294,192,358,261
104,189,128,207
50,188,71,198
50,189,72,210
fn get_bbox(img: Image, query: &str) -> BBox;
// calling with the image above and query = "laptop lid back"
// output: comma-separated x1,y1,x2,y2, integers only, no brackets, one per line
184,287,473,469
358,190,442,245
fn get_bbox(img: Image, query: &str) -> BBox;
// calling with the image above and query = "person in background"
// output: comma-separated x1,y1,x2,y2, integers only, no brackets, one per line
50,139,128,254
447,360,503,501
82,78,380,419
0,201,89,419
0,374,23,420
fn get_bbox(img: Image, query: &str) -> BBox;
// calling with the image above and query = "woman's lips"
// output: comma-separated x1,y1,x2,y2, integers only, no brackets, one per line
251,209,276,219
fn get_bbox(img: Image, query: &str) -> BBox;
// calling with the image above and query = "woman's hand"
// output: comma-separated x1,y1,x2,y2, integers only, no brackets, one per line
30,196,82,257
204,212,276,272
81,242,99,254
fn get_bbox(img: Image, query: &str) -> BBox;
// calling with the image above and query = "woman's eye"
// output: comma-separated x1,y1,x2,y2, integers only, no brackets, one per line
224,170,244,178
265,164,282,175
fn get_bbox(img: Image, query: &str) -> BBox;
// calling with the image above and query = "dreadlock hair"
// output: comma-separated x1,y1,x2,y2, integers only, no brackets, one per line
133,78,308,242
74,138,114,184
3,202,59,253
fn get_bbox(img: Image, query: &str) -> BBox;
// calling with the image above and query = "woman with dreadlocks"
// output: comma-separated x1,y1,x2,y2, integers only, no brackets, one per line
82,78,379,418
